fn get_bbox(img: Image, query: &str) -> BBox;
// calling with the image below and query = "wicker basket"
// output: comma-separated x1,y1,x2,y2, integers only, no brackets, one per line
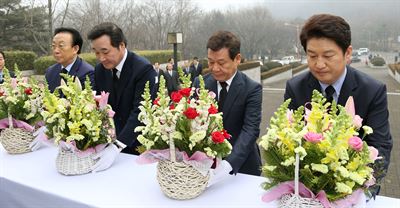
56,148,97,175
156,135,209,200
279,154,323,208
0,116,34,154
157,160,209,200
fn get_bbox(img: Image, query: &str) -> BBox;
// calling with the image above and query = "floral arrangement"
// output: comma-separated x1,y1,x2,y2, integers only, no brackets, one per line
135,74,232,160
259,90,380,207
41,75,115,152
0,66,43,127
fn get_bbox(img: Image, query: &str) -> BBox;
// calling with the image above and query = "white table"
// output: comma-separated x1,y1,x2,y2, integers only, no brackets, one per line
1,146,399,208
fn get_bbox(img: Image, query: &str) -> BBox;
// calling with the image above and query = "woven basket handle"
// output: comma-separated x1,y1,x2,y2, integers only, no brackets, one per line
295,153,300,197
169,134,176,162
8,113,13,129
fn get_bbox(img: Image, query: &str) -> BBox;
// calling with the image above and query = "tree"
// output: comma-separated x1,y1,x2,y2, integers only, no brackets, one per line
0,0,50,55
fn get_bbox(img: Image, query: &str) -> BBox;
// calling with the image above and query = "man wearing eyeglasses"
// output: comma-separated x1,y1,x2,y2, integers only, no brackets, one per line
45,27,94,93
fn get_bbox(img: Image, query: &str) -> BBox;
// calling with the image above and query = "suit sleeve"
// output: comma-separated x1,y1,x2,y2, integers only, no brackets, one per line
284,81,297,110
118,64,156,148
364,84,392,172
226,83,262,174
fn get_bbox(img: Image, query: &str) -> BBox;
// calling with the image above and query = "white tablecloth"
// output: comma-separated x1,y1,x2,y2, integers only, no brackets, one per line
1,146,399,208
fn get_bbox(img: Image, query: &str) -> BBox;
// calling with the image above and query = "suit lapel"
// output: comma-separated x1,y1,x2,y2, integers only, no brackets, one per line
222,72,243,117
338,67,357,105
115,52,133,106
307,72,322,101
204,75,218,98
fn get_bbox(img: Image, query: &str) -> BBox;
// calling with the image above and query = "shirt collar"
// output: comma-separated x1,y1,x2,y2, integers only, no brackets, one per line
217,70,237,92
61,56,77,73
115,49,128,73
319,66,347,101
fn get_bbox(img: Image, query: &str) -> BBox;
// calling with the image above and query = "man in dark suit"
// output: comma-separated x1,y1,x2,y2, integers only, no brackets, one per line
0,51,15,84
164,62,180,95
183,60,196,83
284,14,392,194
194,31,262,182
190,56,203,78
88,22,156,156
45,28,94,93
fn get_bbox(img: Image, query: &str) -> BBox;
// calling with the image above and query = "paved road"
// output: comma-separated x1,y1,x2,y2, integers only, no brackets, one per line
259,59,400,198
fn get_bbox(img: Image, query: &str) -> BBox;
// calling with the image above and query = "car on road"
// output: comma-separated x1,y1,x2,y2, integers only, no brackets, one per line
351,52,361,63
358,48,369,55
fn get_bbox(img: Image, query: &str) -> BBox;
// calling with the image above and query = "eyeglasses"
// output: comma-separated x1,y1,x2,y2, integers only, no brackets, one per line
51,43,72,50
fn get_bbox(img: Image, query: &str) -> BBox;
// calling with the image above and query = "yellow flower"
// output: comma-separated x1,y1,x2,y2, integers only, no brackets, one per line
311,163,329,174
335,182,353,194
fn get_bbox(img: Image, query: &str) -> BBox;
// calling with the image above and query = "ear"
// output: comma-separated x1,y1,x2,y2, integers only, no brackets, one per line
72,45,80,54
344,45,352,63
234,53,241,65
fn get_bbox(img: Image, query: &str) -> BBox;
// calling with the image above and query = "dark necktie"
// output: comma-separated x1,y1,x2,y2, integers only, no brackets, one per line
61,68,68,74
325,85,335,103
218,81,228,112
112,68,119,101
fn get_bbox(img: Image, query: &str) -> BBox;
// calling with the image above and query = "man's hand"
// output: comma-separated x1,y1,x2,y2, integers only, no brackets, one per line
91,144,121,173
207,160,233,187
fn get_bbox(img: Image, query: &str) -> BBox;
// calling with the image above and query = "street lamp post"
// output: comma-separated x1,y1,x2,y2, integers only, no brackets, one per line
167,32,183,70
284,23,301,61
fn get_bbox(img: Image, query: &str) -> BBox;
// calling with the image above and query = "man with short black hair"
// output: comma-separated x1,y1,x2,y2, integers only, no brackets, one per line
45,27,94,93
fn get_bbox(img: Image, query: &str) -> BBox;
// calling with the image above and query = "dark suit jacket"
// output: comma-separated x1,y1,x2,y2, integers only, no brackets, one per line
184,67,196,83
94,51,156,154
163,70,180,95
45,57,94,93
0,70,15,84
194,71,263,176
284,66,393,171
191,63,203,77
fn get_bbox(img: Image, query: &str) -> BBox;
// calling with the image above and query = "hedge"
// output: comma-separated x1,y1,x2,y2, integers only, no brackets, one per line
34,50,180,75
4,51,37,71
370,57,385,66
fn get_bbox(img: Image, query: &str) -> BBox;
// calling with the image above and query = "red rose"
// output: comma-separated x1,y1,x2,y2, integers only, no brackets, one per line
171,91,183,103
169,104,175,110
211,131,225,144
153,98,160,106
24,88,33,95
179,88,191,97
222,129,231,139
208,104,218,114
0,90,4,97
183,107,199,119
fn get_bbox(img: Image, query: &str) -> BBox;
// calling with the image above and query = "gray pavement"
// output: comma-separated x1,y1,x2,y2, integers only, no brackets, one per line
259,59,400,198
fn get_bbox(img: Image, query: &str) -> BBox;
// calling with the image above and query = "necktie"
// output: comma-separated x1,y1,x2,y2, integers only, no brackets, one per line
112,68,119,101
61,68,68,74
325,85,335,103
218,81,228,112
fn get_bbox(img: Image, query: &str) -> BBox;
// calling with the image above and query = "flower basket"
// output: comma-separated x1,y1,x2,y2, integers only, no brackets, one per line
260,91,378,208
136,73,232,200
156,137,209,200
55,147,97,176
0,116,34,154
157,160,209,200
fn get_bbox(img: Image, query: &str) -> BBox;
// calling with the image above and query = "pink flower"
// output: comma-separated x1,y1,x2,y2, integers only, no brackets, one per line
348,136,363,151
368,146,380,161
353,115,363,129
10,78,18,89
303,132,324,143
345,96,363,129
107,109,115,118
364,176,376,187
286,110,294,124
208,91,216,99
94,91,110,109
